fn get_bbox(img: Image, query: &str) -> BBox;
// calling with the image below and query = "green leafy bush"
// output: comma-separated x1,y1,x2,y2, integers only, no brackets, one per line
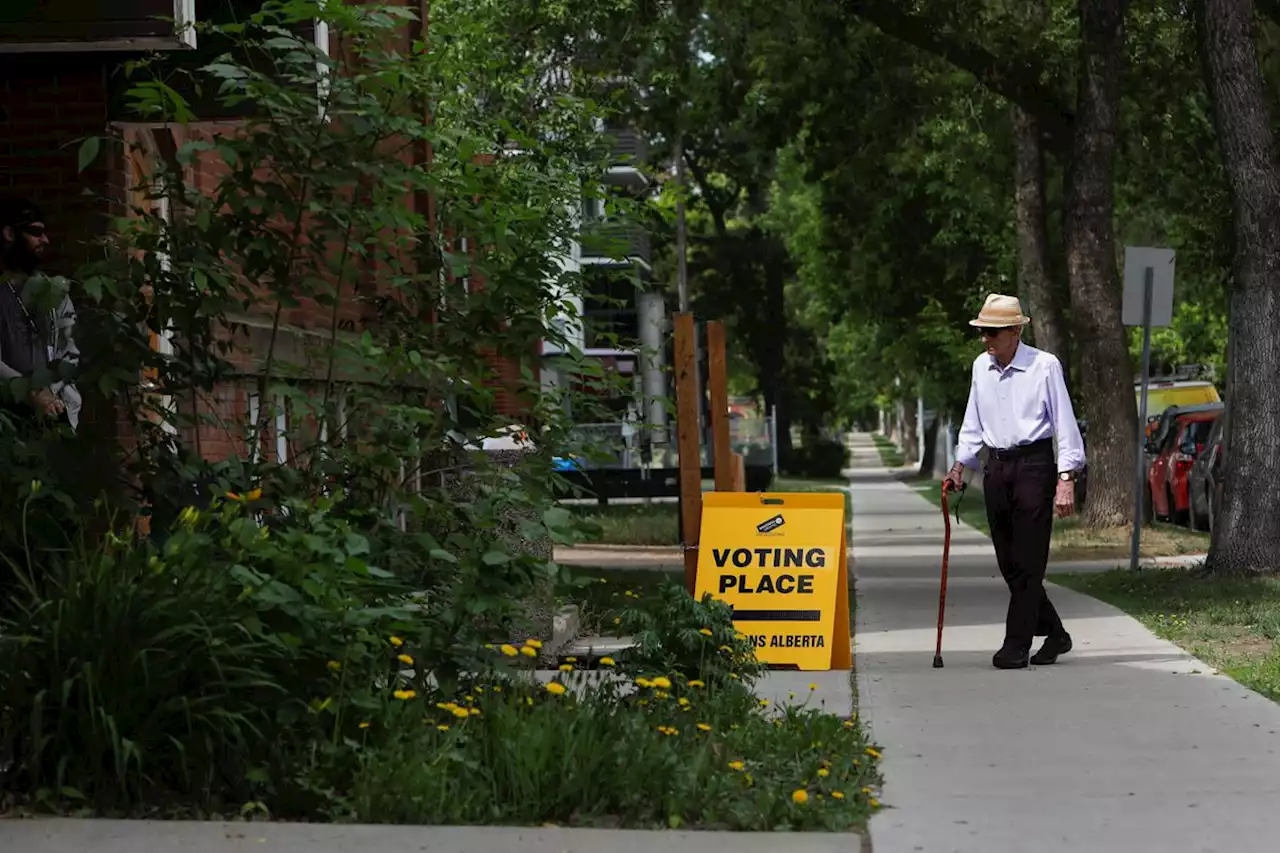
787,439,848,479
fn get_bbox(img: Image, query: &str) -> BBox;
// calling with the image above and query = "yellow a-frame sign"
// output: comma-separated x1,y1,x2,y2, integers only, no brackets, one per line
694,491,851,671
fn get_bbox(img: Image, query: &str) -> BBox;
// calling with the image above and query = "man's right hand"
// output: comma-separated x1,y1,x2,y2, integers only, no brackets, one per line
943,464,965,493
29,388,63,418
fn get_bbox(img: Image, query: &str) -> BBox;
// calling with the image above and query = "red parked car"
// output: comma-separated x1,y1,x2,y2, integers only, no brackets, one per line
1148,410,1221,525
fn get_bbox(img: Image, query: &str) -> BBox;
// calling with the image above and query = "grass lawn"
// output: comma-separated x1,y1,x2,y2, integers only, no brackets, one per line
565,475,850,547
1053,568,1280,702
871,433,905,467
902,473,1208,562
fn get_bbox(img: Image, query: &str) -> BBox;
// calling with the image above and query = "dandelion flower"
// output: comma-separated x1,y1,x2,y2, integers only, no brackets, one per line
870,798,880,809
635,677,653,689
358,721,370,729
437,725,450,732
393,689,416,700
678,697,690,707
389,636,404,647
545,682,567,696
600,656,617,667
464,694,474,701
566,656,577,663
699,628,713,637
792,789,809,805
808,682,818,691
451,707,470,719
832,791,845,800
246,488,263,501
525,639,543,650
652,676,672,689
758,699,769,707
327,660,342,671
696,723,712,732
728,761,745,771
866,747,881,759
520,646,537,658
500,644,518,657
398,654,414,666
842,720,855,729
817,768,830,778
687,679,705,688
559,664,574,672
492,686,503,693
861,787,872,795
718,645,733,653
654,690,669,700
468,708,481,716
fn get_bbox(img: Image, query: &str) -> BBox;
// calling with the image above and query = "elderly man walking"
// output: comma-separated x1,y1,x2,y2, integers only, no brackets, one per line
944,294,1086,670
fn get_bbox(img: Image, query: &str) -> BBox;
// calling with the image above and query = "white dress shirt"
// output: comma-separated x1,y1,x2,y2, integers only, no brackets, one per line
954,342,1085,475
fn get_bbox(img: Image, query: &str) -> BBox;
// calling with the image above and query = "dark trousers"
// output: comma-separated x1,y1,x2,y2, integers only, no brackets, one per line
983,440,1066,651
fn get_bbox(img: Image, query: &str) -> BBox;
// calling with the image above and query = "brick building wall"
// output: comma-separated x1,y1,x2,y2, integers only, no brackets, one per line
0,41,540,484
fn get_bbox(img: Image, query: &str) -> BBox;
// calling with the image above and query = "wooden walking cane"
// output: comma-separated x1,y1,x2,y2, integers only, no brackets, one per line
934,480,964,668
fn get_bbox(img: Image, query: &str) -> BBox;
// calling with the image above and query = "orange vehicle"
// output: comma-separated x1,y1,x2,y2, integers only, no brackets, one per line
1139,379,1220,439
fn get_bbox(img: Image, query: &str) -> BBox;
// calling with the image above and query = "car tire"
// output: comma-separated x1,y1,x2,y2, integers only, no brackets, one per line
1191,487,1210,532
1169,486,1188,526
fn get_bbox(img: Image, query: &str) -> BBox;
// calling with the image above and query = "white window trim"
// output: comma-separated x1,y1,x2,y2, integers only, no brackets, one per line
247,391,261,463
314,17,332,120
275,394,289,464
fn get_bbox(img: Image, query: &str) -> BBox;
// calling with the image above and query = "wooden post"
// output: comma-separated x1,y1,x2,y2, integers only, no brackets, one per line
730,451,745,491
707,320,733,491
674,313,702,593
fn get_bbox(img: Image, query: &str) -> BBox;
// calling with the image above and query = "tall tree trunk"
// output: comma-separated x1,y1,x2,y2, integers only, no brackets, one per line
1200,0,1280,572
1064,0,1135,526
1013,106,1070,371
901,399,919,465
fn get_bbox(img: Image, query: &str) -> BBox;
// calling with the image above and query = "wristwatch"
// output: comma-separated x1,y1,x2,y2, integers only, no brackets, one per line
1059,471,1076,482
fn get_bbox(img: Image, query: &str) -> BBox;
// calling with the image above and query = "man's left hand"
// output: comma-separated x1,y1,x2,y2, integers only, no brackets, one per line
1054,479,1075,519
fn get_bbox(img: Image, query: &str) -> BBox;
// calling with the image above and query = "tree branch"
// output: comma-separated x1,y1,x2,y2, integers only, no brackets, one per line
843,0,1075,151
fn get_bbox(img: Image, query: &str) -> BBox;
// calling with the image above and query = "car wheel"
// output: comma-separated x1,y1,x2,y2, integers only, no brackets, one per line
1191,487,1210,532
1169,487,1188,526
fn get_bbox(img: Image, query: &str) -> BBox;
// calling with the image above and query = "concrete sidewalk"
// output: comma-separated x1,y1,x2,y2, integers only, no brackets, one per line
848,433,1280,853
0,820,865,853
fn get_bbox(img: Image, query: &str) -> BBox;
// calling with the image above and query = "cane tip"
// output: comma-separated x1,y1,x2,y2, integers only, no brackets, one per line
932,655,944,669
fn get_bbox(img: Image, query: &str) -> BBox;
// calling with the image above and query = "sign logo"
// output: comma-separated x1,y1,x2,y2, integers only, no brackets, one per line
756,514,785,534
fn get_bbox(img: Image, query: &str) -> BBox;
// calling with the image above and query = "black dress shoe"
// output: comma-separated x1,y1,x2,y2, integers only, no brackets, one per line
1030,633,1073,666
992,646,1030,669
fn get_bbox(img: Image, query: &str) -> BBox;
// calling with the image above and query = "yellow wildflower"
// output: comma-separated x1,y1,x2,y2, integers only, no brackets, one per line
699,628,713,637
398,654,414,666
525,639,543,650
656,725,679,736
718,645,733,653
545,682,567,696
728,673,740,680
758,699,769,707
744,773,754,786
614,617,621,625
818,768,830,778
678,697,690,707
652,676,672,689
728,760,745,771
520,646,537,658
389,636,404,647
688,679,705,688
559,664,574,672
358,721,370,729
566,656,577,663
468,708,481,716
832,791,845,800
635,677,653,688
842,720,854,729
326,660,342,671
808,682,818,691
861,787,872,794
437,725,450,732
792,789,809,805
500,644,518,657
696,723,712,732
393,689,416,700
866,747,881,760
600,656,617,667
246,488,263,501
492,686,503,693
465,694,475,701
654,690,669,700
870,798,880,809
450,706,470,719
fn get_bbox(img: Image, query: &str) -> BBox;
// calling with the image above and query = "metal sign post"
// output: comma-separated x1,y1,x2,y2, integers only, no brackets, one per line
1121,247,1176,572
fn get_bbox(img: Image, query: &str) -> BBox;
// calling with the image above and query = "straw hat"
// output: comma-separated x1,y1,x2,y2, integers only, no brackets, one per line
969,293,1031,328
